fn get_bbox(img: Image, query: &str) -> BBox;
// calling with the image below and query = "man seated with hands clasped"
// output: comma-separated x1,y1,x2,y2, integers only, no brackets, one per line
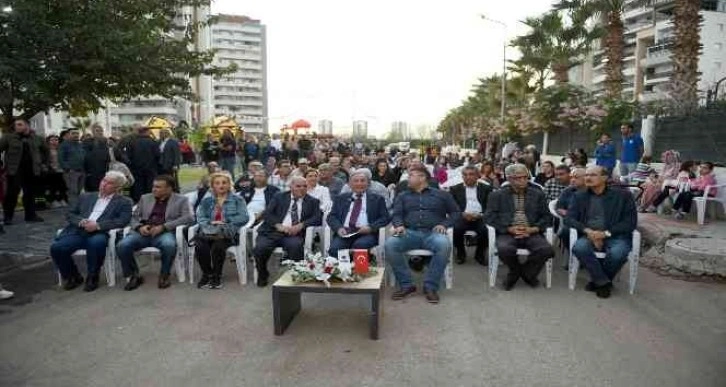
327,169,390,258
384,165,461,304
565,166,637,299
116,175,194,291
449,165,492,265
484,163,555,291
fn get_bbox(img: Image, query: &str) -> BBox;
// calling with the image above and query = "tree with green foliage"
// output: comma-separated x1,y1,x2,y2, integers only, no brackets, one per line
0,0,234,129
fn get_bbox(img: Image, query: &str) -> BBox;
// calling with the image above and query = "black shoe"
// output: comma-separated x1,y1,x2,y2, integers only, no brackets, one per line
455,255,466,265
502,274,519,291
62,274,84,291
522,276,540,288
256,274,269,287
391,286,417,300
584,282,598,292
157,274,171,289
475,255,488,267
124,275,144,291
210,275,223,289
424,289,440,304
83,274,99,292
25,216,44,223
595,282,613,299
197,274,211,289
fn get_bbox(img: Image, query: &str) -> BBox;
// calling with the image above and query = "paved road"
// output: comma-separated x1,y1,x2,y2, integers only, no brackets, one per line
1,252,724,386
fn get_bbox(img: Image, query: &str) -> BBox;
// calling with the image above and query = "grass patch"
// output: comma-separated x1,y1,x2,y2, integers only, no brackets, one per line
177,167,207,190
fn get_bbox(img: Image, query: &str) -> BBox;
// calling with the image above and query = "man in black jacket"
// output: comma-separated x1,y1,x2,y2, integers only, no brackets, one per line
83,124,111,192
253,176,322,287
484,163,554,290
158,129,181,191
238,170,280,223
565,166,637,298
123,126,160,202
449,165,492,264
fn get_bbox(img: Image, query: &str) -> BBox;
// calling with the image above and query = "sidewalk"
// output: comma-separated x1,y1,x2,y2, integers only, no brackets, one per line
638,213,726,278
0,208,66,274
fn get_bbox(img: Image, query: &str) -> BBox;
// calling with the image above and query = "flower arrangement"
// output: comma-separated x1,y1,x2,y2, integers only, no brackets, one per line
282,253,377,287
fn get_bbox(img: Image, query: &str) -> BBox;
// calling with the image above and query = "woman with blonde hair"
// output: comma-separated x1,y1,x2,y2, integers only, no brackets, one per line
195,172,249,289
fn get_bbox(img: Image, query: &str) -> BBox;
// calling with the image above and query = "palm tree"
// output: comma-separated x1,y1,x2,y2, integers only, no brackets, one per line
670,0,701,113
511,9,599,85
555,0,649,98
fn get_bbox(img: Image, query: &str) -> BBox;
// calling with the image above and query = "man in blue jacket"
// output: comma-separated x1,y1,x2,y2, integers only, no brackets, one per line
594,133,616,176
565,166,637,298
327,169,390,257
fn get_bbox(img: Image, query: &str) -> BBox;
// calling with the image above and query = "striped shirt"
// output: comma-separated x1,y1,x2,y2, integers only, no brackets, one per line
512,193,529,227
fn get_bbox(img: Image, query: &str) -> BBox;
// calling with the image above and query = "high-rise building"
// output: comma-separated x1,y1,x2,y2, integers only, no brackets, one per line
390,121,409,140
352,120,368,139
318,120,333,135
210,15,268,134
570,0,726,103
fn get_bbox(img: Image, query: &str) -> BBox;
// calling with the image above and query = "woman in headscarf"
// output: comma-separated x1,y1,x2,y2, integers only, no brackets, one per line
638,150,681,212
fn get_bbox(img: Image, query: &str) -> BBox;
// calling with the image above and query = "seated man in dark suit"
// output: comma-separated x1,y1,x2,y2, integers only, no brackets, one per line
253,176,322,287
116,175,194,290
327,169,390,257
50,171,133,292
565,166,637,299
484,163,554,291
449,165,492,265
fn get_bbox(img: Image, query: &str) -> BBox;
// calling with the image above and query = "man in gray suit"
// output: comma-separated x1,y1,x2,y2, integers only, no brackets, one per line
50,171,133,292
116,175,193,290
158,129,181,191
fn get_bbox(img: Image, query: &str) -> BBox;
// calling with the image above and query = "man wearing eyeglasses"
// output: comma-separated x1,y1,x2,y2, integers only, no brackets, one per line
484,163,554,290
565,166,637,298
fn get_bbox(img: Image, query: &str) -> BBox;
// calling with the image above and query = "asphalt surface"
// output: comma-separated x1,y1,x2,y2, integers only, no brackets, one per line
1,252,724,387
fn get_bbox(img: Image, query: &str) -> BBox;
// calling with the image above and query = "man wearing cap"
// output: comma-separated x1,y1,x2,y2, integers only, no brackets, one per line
385,165,461,304
290,158,310,178
327,169,390,257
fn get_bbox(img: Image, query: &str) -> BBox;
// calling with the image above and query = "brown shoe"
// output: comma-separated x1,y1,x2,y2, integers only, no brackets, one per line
424,290,440,304
158,274,171,289
391,286,416,300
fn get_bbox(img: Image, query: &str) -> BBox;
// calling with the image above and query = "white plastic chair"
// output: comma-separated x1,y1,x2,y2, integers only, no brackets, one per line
120,226,187,282
54,228,122,287
693,175,726,225
385,227,454,290
568,228,641,294
486,226,555,289
187,217,256,285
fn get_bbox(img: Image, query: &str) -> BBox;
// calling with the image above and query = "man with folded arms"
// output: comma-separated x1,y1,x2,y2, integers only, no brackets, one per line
449,165,492,265
565,166,637,298
327,169,390,258
116,175,194,290
385,165,460,304
484,163,554,290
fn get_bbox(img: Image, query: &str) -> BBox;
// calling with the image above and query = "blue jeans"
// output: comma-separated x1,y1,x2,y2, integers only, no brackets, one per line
220,156,236,180
572,236,632,286
116,231,177,277
50,232,109,279
328,234,378,257
384,229,451,292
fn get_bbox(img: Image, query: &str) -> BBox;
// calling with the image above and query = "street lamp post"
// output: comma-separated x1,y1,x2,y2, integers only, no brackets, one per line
480,14,508,159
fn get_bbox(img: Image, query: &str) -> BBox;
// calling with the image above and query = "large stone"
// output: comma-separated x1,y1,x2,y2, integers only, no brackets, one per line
664,237,726,276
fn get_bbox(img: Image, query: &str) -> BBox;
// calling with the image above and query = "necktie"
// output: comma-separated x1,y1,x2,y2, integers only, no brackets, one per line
348,194,362,229
291,199,300,225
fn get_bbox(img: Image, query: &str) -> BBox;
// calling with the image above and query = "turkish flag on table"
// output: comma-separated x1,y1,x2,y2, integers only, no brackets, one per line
352,249,369,274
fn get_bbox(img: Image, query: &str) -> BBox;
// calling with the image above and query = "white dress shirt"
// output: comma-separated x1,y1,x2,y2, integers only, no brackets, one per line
307,184,332,212
282,196,304,227
464,185,482,214
88,194,114,222
159,139,168,153
247,187,266,217
343,192,368,228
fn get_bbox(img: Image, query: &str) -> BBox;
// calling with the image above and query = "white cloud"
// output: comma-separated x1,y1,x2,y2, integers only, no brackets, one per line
212,0,553,136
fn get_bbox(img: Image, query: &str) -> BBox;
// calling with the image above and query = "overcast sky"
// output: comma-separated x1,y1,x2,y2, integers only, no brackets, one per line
212,0,553,136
